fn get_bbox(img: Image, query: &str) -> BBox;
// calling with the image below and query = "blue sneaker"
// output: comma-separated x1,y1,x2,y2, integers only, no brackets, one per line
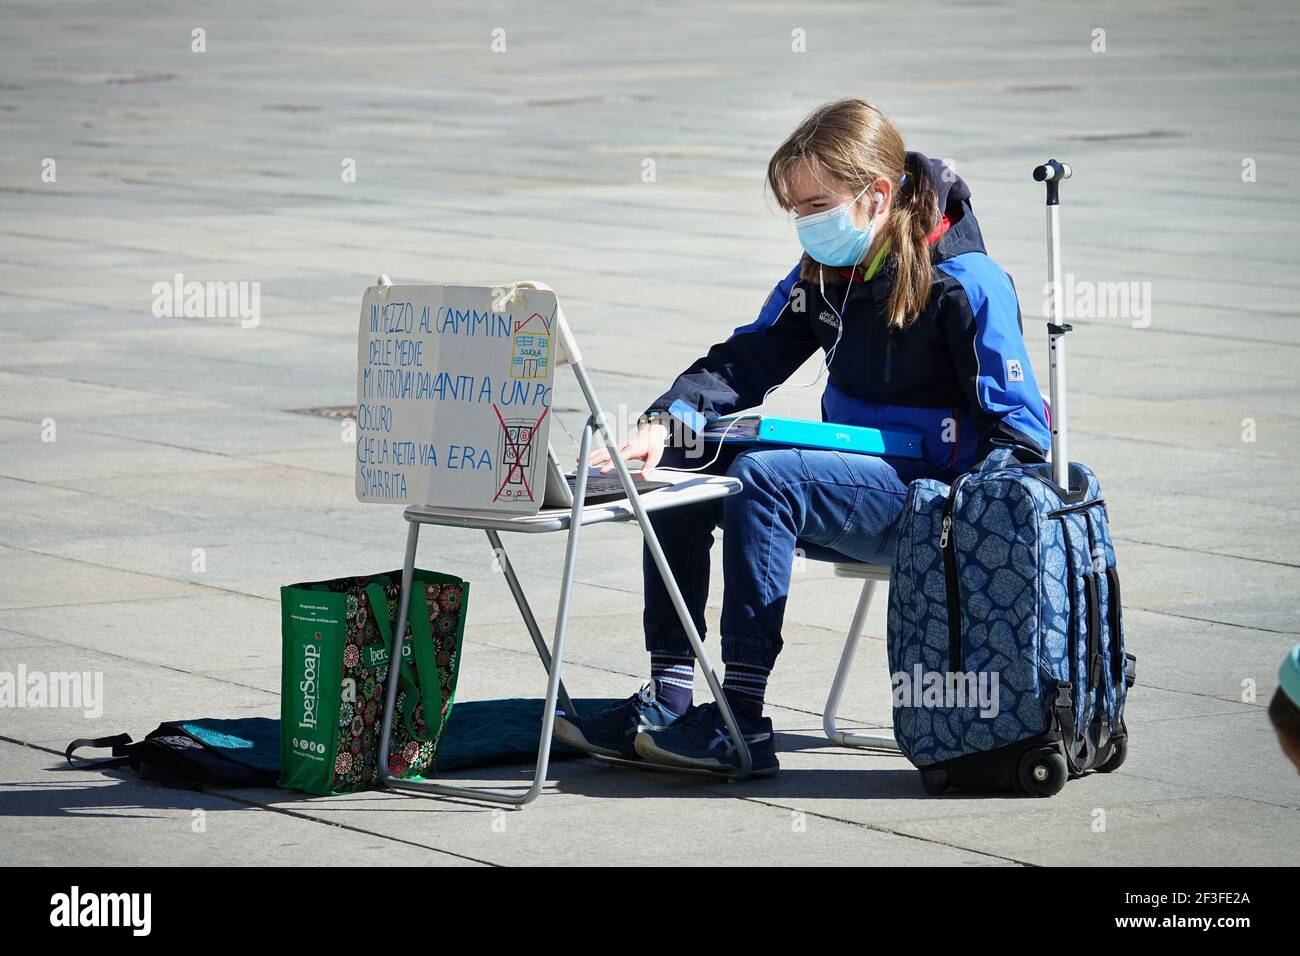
553,681,682,760
634,702,779,776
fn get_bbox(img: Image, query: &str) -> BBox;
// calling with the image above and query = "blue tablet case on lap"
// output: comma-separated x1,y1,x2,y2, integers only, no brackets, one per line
701,415,922,460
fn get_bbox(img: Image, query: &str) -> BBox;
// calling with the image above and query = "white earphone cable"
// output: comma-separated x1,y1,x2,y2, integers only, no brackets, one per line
668,265,856,473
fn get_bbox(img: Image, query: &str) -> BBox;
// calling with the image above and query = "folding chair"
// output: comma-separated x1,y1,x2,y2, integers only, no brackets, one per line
823,561,900,751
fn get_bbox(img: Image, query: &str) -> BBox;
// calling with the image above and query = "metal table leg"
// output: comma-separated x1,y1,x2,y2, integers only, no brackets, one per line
375,422,594,806
485,528,576,716
569,362,753,780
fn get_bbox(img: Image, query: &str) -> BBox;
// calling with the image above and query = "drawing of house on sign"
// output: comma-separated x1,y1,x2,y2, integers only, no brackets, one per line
510,312,551,379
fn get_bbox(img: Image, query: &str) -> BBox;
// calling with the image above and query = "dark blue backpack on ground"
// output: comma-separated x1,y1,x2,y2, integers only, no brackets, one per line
65,718,282,789
64,700,622,790
887,444,1136,796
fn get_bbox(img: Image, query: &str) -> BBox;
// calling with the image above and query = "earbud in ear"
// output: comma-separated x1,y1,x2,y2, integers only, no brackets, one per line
874,192,885,207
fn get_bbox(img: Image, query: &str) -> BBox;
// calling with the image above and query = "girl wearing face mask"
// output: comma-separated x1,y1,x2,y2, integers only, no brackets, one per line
554,98,1051,776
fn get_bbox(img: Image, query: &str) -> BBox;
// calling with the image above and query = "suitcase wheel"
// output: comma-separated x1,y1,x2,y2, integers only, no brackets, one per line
1096,737,1128,773
920,768,949,796
1017,748,1067,797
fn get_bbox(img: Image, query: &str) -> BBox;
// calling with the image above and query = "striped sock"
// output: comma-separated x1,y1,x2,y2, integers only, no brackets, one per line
650,652,695,716
722,662,770,722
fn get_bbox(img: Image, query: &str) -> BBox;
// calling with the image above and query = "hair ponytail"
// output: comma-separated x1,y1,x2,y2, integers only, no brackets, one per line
881,151,940,330
767,99,940,330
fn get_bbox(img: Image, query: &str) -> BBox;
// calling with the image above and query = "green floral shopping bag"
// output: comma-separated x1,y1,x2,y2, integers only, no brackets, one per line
278,570,467,796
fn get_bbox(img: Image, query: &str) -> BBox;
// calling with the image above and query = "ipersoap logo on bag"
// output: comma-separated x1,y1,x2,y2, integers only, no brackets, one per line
289,633,328,762
299,634,321,731
366,640,411,670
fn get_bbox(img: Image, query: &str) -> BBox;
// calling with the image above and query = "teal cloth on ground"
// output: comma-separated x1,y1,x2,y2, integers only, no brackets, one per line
175,699,622,779
435,698,622,772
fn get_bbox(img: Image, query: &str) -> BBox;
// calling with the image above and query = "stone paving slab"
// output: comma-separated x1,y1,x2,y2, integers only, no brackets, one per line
888,795,1300,867
0,742,484,867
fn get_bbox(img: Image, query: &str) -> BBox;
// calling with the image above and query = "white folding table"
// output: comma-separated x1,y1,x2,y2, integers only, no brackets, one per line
375,288,749,806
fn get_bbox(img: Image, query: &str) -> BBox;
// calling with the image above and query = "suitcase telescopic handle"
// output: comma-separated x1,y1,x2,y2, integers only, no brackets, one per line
1034,159,1072,490
1033,159,1072,205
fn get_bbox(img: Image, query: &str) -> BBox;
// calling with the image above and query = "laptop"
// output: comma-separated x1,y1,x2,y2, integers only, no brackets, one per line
542,445,672,509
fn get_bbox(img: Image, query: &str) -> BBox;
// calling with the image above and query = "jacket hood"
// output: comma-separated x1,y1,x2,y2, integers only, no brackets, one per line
911,150,968,220
909,150,984,261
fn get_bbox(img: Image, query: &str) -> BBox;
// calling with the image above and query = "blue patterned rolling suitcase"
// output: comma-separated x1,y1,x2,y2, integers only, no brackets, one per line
885,160,1136,796
887,447,1135,795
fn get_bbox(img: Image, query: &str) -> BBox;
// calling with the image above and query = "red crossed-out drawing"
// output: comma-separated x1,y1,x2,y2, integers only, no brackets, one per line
491,402,550,503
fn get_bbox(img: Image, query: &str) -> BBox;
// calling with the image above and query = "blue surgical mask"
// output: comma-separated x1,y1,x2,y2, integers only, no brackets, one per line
795,186,875,267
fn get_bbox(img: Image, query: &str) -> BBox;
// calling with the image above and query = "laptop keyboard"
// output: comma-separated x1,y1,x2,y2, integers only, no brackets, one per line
566,474,667,500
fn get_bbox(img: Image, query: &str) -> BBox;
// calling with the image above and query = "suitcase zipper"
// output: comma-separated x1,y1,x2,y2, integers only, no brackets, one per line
940,476,967,675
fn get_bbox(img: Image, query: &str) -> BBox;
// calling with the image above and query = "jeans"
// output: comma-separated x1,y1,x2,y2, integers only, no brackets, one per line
643,444,953,670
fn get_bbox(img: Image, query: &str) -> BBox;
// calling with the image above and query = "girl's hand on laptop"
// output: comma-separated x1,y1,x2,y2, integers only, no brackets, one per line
588,422,669,478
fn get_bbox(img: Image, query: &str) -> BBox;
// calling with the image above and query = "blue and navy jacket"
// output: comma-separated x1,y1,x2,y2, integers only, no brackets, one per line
645,152,1051,475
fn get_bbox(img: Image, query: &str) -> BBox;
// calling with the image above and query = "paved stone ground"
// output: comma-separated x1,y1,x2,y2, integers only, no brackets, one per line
1,1,1297,865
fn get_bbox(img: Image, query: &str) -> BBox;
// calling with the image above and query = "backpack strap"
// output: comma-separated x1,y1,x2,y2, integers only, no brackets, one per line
65,733,134,770
975,440,1047,474
1051,682,1089,775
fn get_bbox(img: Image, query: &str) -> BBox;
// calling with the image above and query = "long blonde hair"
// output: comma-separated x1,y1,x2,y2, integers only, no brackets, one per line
767,99,939,329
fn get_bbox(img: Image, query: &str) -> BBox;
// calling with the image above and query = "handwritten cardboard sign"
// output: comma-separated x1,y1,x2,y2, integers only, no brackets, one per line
355,284,556,512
